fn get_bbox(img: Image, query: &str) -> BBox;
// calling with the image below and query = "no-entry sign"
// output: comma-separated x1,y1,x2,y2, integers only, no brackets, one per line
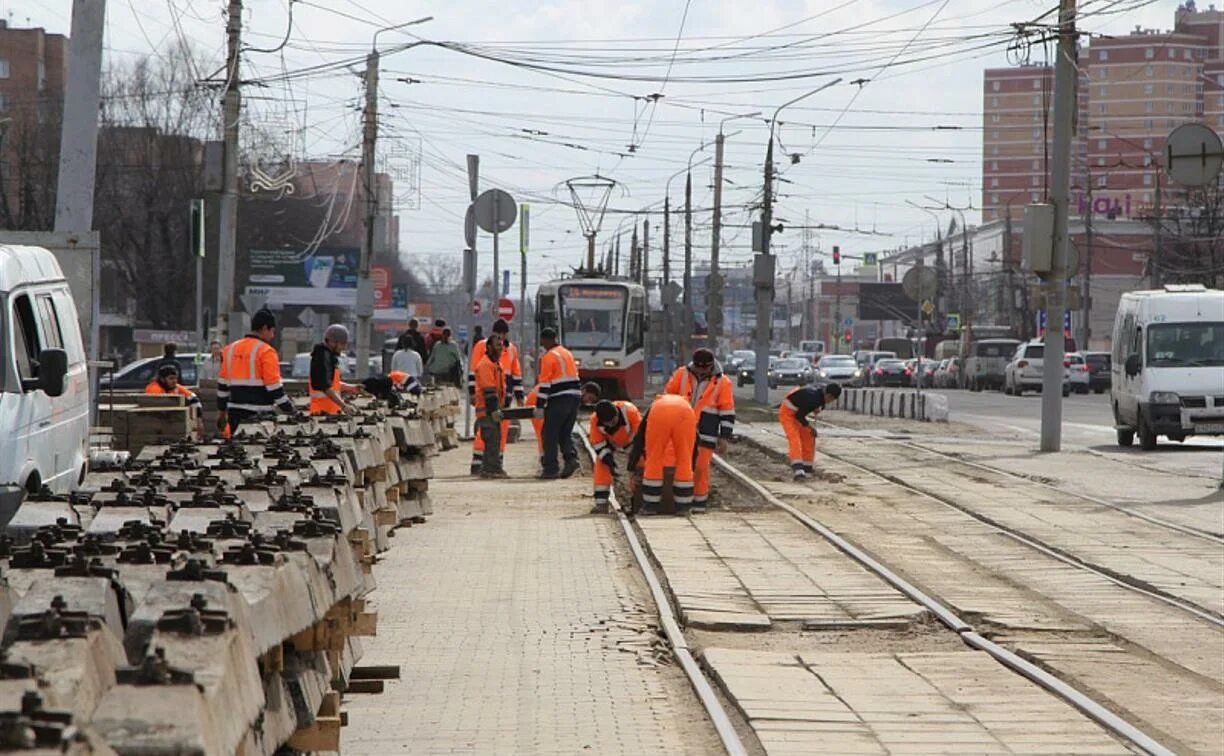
497,297,516,321
471,300,482,316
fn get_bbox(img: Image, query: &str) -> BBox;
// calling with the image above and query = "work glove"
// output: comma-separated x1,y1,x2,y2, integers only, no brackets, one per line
342,403,358,416
716,437,729,455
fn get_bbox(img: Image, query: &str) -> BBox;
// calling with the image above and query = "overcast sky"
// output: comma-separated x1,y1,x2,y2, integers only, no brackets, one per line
18,0,1172,290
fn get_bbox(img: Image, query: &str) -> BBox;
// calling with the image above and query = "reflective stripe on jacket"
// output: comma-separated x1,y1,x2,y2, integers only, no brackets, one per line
217,335,292,414
536,345,580,409
665,364,736,447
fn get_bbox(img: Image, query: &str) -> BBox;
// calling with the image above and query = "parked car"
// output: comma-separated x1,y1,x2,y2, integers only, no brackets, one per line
871,359,910,388
1003,340,1070,397
100,353,204,390
728,349,755,371
769,357,813,389
1083,351,1111,393
816,354,862,387
736,355,778,386
1066,352,1090,394
965,338,1022,392
908,357,938,388
1111,285,1224,450
0,245,89,519
932,359,951,388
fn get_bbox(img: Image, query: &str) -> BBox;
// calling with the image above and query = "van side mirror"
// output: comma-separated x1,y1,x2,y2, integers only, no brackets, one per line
26,348,68,397
1124,353,1141,377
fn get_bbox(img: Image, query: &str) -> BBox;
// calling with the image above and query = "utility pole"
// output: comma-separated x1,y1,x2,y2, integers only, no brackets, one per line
683,170,693,359
641,219,650,289
630,225,639,281
356,46,381,381
1040,0,1076,453
1152,166,1163,288
614,234,621,277
216,0,242,343
755,131,775,401
710,132,726,342
662,196,673,373
1081,182,1093,351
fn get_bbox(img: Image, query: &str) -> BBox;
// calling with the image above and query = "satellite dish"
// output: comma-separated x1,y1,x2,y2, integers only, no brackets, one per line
901,266,938,303
1165,123,1224,187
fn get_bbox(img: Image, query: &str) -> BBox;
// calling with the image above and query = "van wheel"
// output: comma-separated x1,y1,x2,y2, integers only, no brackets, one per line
1137,414,1158,450
1116,427,1134,446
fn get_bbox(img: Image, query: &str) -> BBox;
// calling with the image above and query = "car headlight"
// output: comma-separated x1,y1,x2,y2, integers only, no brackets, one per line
1150,391,1180,405
853,369,861,377
818,370,827,377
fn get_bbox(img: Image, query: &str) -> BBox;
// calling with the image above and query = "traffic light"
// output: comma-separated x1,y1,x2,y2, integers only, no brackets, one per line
832,246,841,266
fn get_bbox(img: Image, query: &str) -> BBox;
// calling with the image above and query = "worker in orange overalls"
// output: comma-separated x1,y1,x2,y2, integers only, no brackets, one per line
780,383,842,481
388,370,424,396
145,363,204,437
308,324,361,415
588,395,642,515
535,327,581,479
467,319,523,474
473,332,508,478
626,394,696,513
665,348,735,512
217,308,297,436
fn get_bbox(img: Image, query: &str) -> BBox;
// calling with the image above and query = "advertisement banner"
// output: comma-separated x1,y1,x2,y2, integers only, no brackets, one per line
245,247,358,306
375,283,410,321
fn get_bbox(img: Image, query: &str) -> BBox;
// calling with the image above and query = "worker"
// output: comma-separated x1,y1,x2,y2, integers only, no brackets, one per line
626,394,696,514
665,348,735,512
388,370,424,396
588,397,643,514
309,324,361,415
780,383,842,480
216,308,297,435
145,363,204,437
535,327,581,479
473,332,508,478
467,319,523,474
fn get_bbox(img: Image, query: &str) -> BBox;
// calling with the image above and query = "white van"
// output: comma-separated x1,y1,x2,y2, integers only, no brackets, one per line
798,339,826,356
1111,285,1224,450
0,246,89,521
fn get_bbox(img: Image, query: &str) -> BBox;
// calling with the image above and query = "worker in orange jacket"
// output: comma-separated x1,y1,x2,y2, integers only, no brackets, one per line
473,333,508,478
535,327,581,479
664,348,735,511
588,391,642,514
308,324,361,415
217,308,297,435
467,319,523,474
626,394,696,513
780,383,842,480
145,363,204,437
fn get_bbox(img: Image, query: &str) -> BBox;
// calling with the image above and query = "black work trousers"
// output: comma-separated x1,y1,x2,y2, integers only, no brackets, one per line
541,395,579,475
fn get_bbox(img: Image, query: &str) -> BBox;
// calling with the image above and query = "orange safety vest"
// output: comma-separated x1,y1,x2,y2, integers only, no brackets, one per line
665,365,736,448
467,338,523,400
144,380,201,408
217,335,292,415
589,400,641,465
309,364,343,415
537,345,580,408
474,355,506,418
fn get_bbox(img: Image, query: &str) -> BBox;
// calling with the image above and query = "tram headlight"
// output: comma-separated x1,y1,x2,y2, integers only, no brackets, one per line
602,359,620,368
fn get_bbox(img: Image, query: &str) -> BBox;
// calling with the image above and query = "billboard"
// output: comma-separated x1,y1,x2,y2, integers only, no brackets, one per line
375,284,410,321
858,283,917,321
245,247,358,306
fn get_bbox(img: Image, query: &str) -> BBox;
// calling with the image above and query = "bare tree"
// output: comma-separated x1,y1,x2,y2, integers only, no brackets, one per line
93,44,216,328
1154,184,1224,289
412,254,462,295
0,95,61,230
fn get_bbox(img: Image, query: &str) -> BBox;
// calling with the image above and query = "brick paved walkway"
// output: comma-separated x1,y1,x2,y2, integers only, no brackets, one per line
342,439,718,755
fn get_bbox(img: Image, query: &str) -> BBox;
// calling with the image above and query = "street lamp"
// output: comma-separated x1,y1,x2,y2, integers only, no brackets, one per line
756,80,841,403
355,16,433,379
709,111,761,343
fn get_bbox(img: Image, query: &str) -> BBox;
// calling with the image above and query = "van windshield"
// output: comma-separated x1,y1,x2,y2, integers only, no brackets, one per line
1147,322,1224,367
975,341,1018,357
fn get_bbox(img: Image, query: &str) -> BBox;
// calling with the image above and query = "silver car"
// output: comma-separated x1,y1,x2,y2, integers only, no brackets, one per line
816,354,862,387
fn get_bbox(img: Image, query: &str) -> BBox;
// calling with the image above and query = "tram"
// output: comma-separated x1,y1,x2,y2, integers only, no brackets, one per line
536,275,647,400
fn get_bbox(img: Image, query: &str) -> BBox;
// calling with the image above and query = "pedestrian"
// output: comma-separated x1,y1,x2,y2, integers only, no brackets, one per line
779,383,841,480
157,342,179,373
391,337,424,381
398,318,428,358
588,395,642,514
466,320,523,474
197,340,224,383
626,394,696,514
425,318,447,355
424,327,464,386
534,327,581,479
473,332,508,478
309,324,361,416
665,348,735,512
216,308,298,435
145,363,204,437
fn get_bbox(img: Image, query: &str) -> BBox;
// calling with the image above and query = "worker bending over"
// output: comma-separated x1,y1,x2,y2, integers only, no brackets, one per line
145,363,204,437
627,394,696,514
473,333,509,478
217,308,297,435
665,348,735,511
779,383,842,480
588,395,642,514
468,319,523,474
535,327,581,479
309,324,361,415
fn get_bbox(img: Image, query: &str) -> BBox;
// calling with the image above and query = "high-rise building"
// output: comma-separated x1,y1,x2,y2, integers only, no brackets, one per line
0,20,68,229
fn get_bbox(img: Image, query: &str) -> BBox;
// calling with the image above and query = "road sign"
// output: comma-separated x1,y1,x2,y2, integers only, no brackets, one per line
464,205,476,248
1036,309,1072,334
902,266,938,303
921,300,935,316
497,297,516,322
945,312,961,331
863,252,878,266
297,306,321,328
239,292,267,314
473,189,517,234
842,318,854,328
471,300,482,316
1165,123,1224,187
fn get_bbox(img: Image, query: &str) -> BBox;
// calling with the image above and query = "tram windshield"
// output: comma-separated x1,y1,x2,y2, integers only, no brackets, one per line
559,284,626,350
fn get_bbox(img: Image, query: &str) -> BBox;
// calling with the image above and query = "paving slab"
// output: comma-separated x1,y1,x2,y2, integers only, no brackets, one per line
704,647,1129,755
341,438,719,755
